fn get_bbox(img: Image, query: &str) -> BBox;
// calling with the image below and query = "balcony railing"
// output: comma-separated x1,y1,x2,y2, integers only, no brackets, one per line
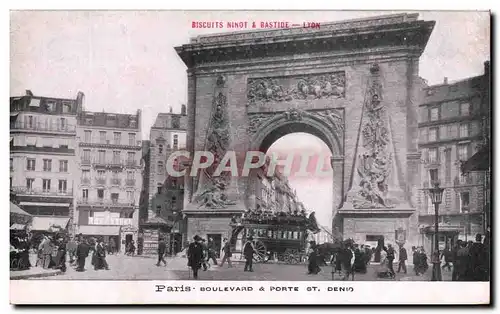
125,160,137,167
10,122,76,133
77,198,135,207
88,217,133,226
110,178,122,186
95,178,106,185
12,187,73,197
125,179,136,186
81,159,91,166
81,178,91,185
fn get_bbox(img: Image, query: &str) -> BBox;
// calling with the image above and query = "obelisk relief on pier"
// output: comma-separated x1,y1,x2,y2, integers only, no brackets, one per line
190,75,239,210
343,64,410,210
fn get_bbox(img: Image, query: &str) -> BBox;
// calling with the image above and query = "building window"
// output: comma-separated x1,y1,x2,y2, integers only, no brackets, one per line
98,150,106,164
459,173,469,184
127,191,134,202
26,178,34,190
26,136,36,147
59,118,67,131
97,189,104,200
43,159,52,172
429,107,439,121
27,115,34,128
97,170,105,179
157,161,164,174
42,179,51,192
459,123,470,138
419,128,428,143
113,132,121,145
82,189,89,200
62,102,71,113
460,192,470,213
156,205,161,216
127,171,134,180
59,160,68,172
10,158,13,171
83,149,91,163
26,158,36,171
111,193,119,204
460,102,471,116
10,177,12,189
428,148,438,164
171,178,177,187
84,130,92,143
46,101,56,112
458,144,469,161
157,185,162,194
127,152,135,163
128,133,136,146
58,180,67,193
172,116,180,129
158,144,164,154
173,135,178,150
428,128,438,142
172,196,177,209
113,151,121,164
99,131,107,144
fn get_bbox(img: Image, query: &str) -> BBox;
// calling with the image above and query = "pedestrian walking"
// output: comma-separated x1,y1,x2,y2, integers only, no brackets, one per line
38,234,52,269
54,236,67,272
95,238,110,270
156,237,168,267
397,244,407,274
187,235,204,280
219,238,233,268
339,242,354,280
307,241,321,275
200,239,209,270
76,238,91,272
451,240,462,281
207,237,218,266
412,246,420,276
66,237,77,266
441,246,453,271
456,241,469,280
386,244,396,277
468,233,488,281
243,236,255,272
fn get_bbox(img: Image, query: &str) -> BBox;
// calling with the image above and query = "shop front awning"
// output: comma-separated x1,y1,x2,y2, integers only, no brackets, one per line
78,225,121,236
30,216,70,232
462,145,490,173
10,223,26,230
10,202,32,217
421,224,463,234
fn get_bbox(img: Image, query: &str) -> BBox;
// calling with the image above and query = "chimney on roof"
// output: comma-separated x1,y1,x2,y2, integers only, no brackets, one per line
443,77,448,85
484,61,490,77
169,106,173,113
181,104,186,115
25,90,33,97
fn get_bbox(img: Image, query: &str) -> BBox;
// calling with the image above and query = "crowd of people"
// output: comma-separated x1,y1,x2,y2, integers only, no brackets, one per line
186,235,239,279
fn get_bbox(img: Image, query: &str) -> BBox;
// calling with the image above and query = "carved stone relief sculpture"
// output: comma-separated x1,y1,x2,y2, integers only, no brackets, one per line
348,64,401,209
247,72,346,106
194,89,236,209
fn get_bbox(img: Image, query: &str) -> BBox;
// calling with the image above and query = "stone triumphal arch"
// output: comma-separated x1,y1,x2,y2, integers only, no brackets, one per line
175,13,435,248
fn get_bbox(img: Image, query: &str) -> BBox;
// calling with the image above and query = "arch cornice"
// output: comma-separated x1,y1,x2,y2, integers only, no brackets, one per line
248,108,344,157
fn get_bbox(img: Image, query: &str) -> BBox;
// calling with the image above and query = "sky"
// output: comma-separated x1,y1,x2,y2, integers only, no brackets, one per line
10,11,490,228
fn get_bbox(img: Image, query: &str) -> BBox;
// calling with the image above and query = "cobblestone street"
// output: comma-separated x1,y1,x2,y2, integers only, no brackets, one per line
31,254,453,281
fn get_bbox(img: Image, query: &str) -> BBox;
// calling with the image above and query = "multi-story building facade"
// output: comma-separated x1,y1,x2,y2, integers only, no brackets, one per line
10,90,84,235
75,110,143,252
416,61,490,253
140,106,188,254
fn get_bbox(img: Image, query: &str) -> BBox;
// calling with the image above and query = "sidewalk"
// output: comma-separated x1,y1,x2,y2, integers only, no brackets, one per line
10,268,62,280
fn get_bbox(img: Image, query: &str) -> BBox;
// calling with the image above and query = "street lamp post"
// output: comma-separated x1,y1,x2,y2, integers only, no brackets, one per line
428,180,445,281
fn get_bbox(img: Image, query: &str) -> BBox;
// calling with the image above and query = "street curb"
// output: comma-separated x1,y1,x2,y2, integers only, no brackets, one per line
10,269,62,280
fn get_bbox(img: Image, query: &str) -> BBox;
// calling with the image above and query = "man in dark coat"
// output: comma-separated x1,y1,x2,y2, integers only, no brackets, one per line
243,236,255,272
412,246,420,276
157,237,167,267
441,246,453,271
386,244,396,277
451,240,462,281
352,244,366,273
397,244,408,274
76,238,91,272
219,238,232,268
307,241,320,275
187,235,204,279
207,237,218,266
468,233,488,281
54,236,67,272
339,243,353,280
456,240,470,280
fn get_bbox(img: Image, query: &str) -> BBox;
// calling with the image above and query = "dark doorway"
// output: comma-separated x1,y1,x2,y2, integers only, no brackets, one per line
207,234,222,258
125,234,133,249
366,235,385,263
